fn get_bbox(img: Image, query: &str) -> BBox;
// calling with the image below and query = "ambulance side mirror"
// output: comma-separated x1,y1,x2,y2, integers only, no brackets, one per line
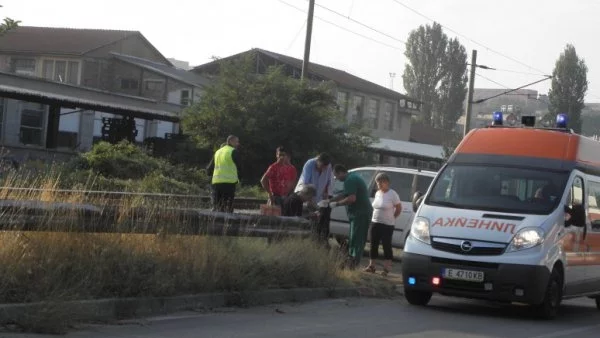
412,191,424,213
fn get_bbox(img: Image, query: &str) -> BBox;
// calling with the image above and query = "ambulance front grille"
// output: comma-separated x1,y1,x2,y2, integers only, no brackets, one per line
431,240,506,256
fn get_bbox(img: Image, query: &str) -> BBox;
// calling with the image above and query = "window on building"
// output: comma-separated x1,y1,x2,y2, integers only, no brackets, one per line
396,113,403,130
156,120,174,138
42,59,80,84
367,99,379,129
11,58,36,76
349,95,364,123
383,102,394,131
180,90,190,106
120,79,139,90
399,99,406,108
337,91,348,115
58,108,80,149
135,118,146,143
144,79,164,92
20,102,45,146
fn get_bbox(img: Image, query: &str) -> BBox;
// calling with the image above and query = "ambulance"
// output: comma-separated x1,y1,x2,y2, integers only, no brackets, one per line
402,112,600,319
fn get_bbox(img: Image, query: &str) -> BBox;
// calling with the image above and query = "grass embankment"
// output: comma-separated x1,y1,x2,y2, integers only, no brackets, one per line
0,174,354,333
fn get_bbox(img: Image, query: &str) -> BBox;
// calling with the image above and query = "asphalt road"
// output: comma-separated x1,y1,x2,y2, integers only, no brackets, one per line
5,294,600,338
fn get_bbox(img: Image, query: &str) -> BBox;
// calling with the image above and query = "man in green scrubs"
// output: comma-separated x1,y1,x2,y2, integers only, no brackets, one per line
319,164,373,269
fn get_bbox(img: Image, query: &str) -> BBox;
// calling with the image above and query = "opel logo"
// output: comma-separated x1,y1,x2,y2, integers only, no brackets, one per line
460,241,473,252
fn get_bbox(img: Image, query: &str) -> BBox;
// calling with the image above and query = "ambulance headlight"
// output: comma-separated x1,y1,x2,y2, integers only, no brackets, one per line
411,217,431,245
507,227,545,252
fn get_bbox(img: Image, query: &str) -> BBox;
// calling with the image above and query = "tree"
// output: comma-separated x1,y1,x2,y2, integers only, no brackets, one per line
548,44,588,133
0,5,19,36
402,22,468,131
182,53,375,183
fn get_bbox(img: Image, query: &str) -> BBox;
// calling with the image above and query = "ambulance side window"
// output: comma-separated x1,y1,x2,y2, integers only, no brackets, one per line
570,176,584,208
587,181,600,232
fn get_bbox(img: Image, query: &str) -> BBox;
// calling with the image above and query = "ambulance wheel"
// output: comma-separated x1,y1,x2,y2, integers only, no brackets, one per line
404,289,432,306
535,269,562,319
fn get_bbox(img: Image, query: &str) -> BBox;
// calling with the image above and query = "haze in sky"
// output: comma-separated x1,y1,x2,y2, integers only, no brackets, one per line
4,0,600,102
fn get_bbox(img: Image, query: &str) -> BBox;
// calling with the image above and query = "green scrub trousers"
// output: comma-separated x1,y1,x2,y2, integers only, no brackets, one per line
348,211,372,265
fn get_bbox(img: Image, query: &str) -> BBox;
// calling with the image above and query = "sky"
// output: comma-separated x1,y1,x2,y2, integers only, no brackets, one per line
3,0,600,103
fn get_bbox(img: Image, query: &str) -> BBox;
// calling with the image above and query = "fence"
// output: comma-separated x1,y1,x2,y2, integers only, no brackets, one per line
0,189,311,239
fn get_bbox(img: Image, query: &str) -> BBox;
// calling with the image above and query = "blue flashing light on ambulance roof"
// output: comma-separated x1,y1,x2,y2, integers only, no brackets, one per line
556,113,568,128
492,111,503,126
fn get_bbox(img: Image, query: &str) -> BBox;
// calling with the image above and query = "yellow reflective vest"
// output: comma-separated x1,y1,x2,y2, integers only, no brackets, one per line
212,145,239,184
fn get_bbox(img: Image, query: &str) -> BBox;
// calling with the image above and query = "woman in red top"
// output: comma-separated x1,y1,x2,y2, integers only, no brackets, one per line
260,146,298,206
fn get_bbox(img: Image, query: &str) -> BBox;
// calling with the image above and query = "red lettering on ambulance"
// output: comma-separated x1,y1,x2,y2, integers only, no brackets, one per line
478,220,492,229
444,218,457,227
456,217,467,227
504,223,516,234
467,219,479,228
492,221,504,232
432,218,444,227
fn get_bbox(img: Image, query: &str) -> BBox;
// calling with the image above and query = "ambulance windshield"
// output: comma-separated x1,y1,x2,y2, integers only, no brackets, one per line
425,164,568,215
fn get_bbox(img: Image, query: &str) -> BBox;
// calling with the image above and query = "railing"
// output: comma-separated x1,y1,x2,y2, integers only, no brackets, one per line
0,187,265,210
0,188,309,239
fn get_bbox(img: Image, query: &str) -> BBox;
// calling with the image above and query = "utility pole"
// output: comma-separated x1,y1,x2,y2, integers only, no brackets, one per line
389,72,396,90
463,49,477,137
301,0,315,81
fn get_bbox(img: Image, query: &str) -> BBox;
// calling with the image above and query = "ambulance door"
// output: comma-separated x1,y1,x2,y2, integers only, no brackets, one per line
563,176,588,293
583,179,600,292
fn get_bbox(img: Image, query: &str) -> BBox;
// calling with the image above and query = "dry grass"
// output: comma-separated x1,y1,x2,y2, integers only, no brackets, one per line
0,172,360,333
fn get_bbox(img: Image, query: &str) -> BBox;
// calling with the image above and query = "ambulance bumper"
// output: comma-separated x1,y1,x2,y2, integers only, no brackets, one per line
402,252,551,305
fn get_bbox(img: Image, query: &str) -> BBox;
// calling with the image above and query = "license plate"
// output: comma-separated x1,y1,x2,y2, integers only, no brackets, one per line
443,268,484,282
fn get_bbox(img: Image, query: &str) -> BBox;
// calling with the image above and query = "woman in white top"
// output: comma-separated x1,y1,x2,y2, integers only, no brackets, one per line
364,173,401,276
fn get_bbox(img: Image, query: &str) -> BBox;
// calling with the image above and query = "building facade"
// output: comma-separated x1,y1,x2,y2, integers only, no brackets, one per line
192,48,443,169
0,26,208,161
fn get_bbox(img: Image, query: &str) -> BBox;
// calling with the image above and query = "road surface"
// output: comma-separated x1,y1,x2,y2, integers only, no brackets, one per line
5,294,600,338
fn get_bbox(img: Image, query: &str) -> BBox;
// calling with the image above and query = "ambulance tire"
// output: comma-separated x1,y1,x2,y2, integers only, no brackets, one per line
535,269,562,320
404,289,432,306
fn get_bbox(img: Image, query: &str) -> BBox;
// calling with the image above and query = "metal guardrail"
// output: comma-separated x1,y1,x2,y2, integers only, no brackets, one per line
0,199,313,239
0,187,266,210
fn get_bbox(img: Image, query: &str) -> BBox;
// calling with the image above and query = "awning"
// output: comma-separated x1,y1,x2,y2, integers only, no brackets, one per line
0,71,182,122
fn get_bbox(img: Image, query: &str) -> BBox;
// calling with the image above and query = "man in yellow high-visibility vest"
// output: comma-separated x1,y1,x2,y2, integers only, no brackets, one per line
206,135,241,213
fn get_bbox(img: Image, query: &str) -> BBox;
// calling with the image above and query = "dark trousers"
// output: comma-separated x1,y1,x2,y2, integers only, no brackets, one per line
315,206,331,243
212,183,236,213
369,222,394,260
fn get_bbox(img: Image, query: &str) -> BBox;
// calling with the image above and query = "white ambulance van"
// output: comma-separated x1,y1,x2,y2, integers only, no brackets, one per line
329,165,437,248
402,113,600,319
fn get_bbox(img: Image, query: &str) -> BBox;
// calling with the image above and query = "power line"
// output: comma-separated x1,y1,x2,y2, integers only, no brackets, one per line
286,19,307,52
473,76,553,104
390,0,549,76
312,1,407,44
475,73,510,89
278,0,403,51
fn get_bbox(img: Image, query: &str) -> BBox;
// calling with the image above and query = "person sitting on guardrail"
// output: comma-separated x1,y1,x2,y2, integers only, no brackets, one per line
282,184,317,217
260,146,298,207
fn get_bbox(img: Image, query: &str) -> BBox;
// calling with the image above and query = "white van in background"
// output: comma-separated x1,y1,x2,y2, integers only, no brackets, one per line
329,165,437,249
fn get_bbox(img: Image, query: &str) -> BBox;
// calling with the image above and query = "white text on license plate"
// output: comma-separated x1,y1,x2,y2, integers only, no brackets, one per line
443,268,484,282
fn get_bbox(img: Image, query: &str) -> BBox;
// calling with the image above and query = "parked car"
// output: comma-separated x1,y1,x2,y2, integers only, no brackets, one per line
329,165,437,249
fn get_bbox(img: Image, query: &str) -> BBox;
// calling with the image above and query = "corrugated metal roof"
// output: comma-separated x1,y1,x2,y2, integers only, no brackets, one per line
0,71,180,121
193,48,418,102
370,138,444,159
0,26,137,55
111,53,211,88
